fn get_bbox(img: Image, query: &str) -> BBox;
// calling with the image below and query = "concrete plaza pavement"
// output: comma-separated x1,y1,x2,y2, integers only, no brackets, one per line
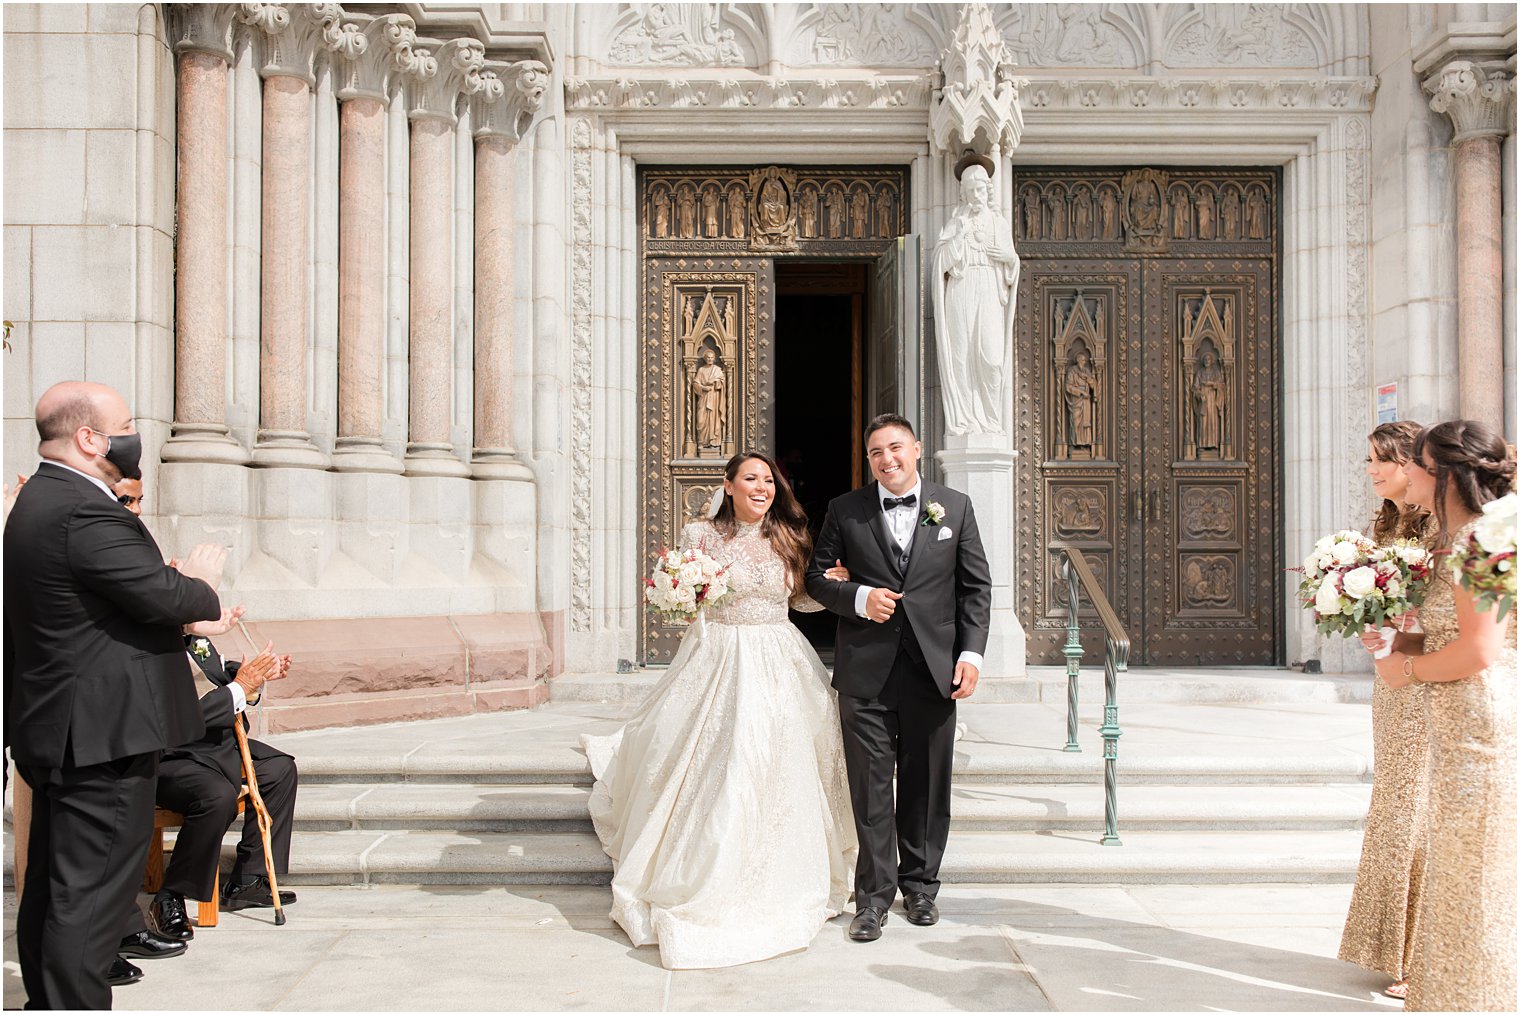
4,881,1401,1011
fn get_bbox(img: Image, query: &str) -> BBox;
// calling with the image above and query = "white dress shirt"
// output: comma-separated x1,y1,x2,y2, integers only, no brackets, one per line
41,459,117,502
852,478,983,674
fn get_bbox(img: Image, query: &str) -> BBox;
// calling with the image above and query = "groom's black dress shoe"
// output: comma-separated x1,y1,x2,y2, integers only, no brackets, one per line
106,957,144,986
849,906,888,942
149,891,194,941
904,891,939,926
118,928,188,959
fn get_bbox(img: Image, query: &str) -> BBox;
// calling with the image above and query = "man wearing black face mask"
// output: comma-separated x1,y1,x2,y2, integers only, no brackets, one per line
4,381,228,1009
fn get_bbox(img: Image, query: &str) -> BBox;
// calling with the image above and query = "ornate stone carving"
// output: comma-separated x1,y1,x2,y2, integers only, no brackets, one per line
931,3,1023,157
1051,291,1107,460
168,3,239,62
608,3,748,67
1424,61,1517,142
995,4,1140,68
1020,76,1375,114
1120,168,1168,252
803,4,937,65
1165,5,1320,68
329,14,423,103
403,38,486,121
932,162,1019,436
238,3,343,83
565,74,934,111
570,118,595,633
471,60,549,140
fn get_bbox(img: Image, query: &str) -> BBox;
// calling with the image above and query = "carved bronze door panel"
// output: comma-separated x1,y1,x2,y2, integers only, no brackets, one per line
1015,167,1281,666
639,257,774,664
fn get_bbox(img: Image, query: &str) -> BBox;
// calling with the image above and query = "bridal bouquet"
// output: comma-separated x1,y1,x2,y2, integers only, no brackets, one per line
1295,530,1434,638
1450,492,1516,619
644,545,731,623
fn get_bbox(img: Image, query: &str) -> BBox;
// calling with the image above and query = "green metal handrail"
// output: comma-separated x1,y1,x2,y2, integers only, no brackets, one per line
1060,547,1128,846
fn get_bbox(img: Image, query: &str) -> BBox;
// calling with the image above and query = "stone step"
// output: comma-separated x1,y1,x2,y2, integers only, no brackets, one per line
185,828,1364,886
287,782,1371,833
548,666,1373,707
296,745,1371,787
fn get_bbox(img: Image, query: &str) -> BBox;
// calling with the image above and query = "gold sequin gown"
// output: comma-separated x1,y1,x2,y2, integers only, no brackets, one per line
1405,521,1517,1011
583,520,857,969
1337,666,1429,979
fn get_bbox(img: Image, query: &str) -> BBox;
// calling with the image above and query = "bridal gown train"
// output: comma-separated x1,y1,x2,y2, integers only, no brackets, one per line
582,519,858,969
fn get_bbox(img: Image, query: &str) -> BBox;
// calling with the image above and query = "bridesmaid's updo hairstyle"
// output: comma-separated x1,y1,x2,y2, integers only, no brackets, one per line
1368,420,1430,543
712,451,812,595
1412,419,1517,547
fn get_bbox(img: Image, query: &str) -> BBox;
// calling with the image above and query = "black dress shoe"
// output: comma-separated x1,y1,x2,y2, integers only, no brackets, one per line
118,928,187,959
848,906,888,942
904,891,939,926
221,876,297,911
150,892,194,941
106,956,143,987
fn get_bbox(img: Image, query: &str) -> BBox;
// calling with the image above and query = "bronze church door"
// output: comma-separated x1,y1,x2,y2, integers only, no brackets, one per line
638,166,909,664
1014,168,1282,666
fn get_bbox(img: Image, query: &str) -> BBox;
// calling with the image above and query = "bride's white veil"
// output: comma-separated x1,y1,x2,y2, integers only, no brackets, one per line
706,486,726,519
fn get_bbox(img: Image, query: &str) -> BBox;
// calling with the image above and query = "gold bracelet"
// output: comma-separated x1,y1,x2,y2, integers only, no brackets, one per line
1402,654,1422,684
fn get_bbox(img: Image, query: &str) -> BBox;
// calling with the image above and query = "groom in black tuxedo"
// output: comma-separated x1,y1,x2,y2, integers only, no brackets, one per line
806,413,991,942
4,381,223,1008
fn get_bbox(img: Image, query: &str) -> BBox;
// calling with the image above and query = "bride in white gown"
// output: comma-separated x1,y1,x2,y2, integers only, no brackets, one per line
582,451,858,969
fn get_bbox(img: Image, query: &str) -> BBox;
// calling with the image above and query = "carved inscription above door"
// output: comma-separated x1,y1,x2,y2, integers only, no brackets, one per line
1016,167,1280,667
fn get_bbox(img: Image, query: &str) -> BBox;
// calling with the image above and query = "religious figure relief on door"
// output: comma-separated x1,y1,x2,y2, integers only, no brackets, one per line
679,286,743,458
1120,168,1169,252
1050,290,1108,460
1180,554,1237,611
1180,487,1235,541
1053,487,1106,539
1179,291,1235,460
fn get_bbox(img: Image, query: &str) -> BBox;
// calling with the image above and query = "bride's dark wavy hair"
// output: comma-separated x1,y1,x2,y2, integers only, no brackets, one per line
712,451,812,595
1412,419,1516,549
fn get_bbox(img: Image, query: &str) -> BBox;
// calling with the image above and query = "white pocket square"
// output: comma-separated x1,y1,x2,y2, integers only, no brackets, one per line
937,527,953,541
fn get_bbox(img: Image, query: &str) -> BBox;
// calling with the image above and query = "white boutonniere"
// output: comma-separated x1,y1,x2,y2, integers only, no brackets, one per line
190,636,211,660
922,501,945,526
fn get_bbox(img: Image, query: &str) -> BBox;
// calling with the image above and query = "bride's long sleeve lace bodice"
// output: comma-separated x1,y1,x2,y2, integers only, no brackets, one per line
680,520,823,625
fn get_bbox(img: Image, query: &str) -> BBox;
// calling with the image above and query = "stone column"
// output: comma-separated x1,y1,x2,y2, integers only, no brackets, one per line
469,61,547,481
163,6,248,465
328,15,425,474
400,39,485,477
929,2,1027,678
242,4,334,469
1423,59,1517,429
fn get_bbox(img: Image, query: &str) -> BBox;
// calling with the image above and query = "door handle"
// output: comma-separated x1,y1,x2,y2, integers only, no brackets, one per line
1131,491,1143,521
1148,489,1162,522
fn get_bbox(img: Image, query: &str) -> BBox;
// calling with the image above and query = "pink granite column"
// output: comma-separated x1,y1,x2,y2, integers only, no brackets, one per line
470,133,531,480
163,48,248,464
331,95,400,473
1454,133,1505,427
253,73,325,467
404,115,469,476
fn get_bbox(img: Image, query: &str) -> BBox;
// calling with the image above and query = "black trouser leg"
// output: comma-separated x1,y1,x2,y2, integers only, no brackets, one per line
232,753,297,878
18,753,157,1010
837,692,900,912
887,656,956,900
156,762,240,902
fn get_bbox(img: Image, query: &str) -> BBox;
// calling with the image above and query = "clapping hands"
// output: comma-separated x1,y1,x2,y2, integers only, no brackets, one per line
171,543,228,592
187,605,246,637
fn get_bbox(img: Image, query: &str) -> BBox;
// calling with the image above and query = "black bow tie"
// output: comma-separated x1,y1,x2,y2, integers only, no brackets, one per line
882,494,917,511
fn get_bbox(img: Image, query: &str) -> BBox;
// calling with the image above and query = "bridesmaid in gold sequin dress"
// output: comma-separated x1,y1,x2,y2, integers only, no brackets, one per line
1374,420,1517,1012
1340,422,1432,1000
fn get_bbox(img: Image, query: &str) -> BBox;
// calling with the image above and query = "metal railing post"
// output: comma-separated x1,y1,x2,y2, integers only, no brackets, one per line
1061,556,1082,753
1100,638,1126,846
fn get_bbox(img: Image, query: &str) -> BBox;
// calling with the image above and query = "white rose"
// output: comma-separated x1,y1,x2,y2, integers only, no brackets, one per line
652,570,674,593
705,576,729,601
1315,535,1336,551
1385,578,1403,599
1341,566,1378,599
1330,541,1360,565
1314,575,1344,615
1473,510,1516,556
677,561,704,586
699,555,721,579
673,583,697,606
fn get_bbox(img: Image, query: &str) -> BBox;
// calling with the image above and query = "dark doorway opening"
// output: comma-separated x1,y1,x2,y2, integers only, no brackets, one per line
774,262,868,661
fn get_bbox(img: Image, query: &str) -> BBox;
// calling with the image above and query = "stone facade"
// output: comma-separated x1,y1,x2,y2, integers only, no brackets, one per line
4,3,1516,727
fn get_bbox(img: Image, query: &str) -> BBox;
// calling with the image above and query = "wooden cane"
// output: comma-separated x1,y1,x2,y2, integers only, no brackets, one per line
233,622,287,926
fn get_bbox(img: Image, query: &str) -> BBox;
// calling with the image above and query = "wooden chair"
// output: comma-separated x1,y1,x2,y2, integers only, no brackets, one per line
142,723,287,927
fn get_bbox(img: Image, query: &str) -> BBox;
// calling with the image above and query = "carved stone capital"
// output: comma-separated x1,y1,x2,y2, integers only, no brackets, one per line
1424,60,1517,143
403,38,486,123
470,60,548,141
330,14,426,103
931,2,1023,156
238,2,344,85
168,3,239,63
